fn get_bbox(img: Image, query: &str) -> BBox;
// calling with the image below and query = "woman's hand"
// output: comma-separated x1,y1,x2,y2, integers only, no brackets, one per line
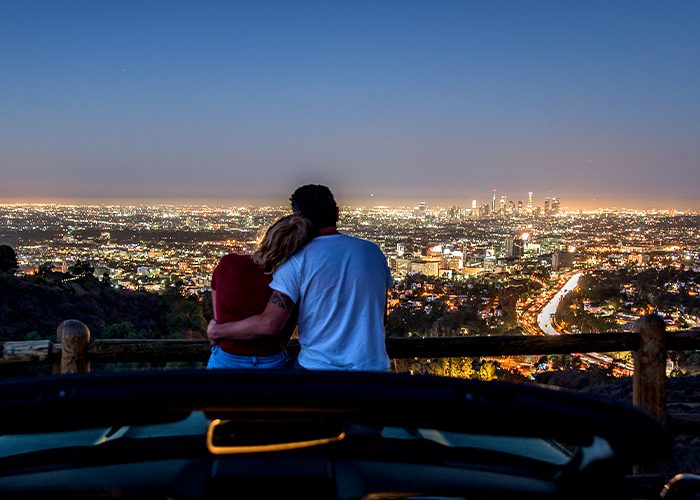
207,319,220,344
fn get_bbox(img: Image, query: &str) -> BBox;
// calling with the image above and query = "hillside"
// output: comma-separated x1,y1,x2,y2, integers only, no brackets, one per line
0,273,210,341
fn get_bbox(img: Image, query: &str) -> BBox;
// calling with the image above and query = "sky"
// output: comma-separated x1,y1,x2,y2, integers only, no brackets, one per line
1,1,699,209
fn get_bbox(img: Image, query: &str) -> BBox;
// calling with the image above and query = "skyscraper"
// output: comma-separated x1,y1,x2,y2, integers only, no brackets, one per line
551,197,561,215
505,236,525,258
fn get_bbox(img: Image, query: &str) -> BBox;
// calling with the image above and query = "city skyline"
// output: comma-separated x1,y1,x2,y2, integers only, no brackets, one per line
0,191,696,212
2,2,699,209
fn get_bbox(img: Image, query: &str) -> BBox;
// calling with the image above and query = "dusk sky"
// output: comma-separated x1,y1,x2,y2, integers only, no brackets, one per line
1,1,699,209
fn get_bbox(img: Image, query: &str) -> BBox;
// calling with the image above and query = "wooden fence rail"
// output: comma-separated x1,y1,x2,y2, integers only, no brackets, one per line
2,327,698,364
1,315,699,425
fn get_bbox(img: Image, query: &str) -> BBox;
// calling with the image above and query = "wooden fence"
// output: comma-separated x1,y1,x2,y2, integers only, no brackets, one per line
2,314,700,426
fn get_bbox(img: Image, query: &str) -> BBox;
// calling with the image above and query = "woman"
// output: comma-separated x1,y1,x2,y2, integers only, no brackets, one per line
207,215,311,369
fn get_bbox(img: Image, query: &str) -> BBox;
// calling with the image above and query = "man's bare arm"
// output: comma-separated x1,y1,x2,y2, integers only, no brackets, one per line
207,291,294,342
269,290,295,311
384,292,389,325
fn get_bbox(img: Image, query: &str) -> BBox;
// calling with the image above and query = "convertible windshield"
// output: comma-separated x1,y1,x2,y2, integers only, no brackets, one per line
0,411,574,466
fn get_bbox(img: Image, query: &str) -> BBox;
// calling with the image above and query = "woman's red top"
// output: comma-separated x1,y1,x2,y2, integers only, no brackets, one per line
210,254,295,356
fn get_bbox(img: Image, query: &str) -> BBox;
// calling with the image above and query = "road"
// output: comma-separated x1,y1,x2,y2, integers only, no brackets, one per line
527,270,633,375
536,272,584,335
516,270,582,336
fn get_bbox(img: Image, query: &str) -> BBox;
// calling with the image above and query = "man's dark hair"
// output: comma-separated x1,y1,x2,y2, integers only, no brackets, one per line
290,184,338,228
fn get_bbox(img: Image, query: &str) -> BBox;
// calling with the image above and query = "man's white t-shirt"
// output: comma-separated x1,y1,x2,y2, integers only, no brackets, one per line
270,233,392,371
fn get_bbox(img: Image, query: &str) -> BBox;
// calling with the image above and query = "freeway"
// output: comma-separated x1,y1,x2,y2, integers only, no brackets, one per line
531,270,633,375
516,270,582,336
537,272,584,336
512,269,633,376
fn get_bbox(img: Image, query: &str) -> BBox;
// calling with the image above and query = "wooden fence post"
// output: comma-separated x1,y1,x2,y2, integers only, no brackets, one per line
57,320,91,374
633,314,667,424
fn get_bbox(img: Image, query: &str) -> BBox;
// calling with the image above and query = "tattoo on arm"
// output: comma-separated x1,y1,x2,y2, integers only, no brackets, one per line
269,291,294,311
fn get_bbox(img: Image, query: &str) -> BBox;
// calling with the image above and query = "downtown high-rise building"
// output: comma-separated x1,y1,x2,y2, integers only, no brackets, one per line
551,197,561,215
505,236,525,258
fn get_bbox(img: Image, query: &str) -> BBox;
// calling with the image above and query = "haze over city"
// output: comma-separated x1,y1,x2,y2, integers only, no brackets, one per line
1,1,699,210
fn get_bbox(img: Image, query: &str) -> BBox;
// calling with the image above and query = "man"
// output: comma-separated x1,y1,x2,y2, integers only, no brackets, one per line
207,184,392,371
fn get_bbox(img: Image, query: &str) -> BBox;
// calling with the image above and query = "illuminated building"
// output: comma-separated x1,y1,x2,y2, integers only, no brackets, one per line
552,250,573,271
392,257,412,276
551,197,561,215
505,237,525,258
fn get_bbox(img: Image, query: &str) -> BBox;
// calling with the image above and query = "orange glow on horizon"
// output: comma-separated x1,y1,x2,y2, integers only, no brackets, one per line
0,195,699,212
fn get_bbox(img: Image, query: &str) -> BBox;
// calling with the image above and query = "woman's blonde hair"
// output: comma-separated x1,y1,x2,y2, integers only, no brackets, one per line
252,215,312,274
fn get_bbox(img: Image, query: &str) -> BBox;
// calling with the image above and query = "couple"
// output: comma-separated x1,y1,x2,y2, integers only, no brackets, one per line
207,184,392,371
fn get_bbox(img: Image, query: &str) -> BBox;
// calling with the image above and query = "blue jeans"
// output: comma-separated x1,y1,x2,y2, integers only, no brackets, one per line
207,346,287,369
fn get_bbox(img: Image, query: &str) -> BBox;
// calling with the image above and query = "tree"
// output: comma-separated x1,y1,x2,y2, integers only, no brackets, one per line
37,261,55,277
24,331,42,341
0,245,18,273
478,359,500,381
102,321,136,339
68,259,95,277
164,294,207,339
101,321,156,339
436,357,476,379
